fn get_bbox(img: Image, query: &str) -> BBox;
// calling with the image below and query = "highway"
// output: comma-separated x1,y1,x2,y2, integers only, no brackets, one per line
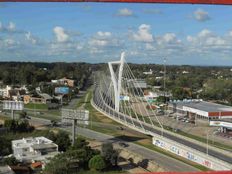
26,116,199,172
93,88,232,164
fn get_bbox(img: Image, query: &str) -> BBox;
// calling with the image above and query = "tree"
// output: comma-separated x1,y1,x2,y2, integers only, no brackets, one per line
3,156,19,166
88,155,106,171
0,136,12,156
19,111,28,120
55,131,71,152
50,120,57,127
101,143,118,167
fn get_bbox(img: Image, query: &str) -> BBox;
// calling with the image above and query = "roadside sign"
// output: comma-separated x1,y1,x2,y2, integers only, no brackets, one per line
3,101,24,111
61,109,89,125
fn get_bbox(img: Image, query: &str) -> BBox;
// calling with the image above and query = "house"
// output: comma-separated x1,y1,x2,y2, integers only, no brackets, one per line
0,85,12,98
51,77,74,87
143,69,153,75
12,137,59,163
23,93,52,104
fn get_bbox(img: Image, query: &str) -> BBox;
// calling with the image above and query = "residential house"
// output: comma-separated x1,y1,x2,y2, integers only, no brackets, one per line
12,137,59,163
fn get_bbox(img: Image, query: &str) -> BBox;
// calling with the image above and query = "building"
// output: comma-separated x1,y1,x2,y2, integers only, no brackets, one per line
143,69,153,75
0,85,12,98
210,120,232,133
129,79,147,89
23,93,52,104
12,137,59,163
168,100,232,121
51,77,74,87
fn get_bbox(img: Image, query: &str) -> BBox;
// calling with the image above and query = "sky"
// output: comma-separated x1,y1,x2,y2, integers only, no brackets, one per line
1,2,232,65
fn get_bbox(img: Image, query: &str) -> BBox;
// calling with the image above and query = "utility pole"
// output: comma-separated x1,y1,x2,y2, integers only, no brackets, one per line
161,58,166,137
206,129,209,156
163,58,166,99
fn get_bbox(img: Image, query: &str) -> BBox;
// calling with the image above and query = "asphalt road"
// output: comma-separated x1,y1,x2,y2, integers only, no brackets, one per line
93,88,232,164
26,116,199,172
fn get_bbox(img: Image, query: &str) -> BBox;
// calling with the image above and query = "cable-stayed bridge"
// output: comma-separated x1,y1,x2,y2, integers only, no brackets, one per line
91,52,232,170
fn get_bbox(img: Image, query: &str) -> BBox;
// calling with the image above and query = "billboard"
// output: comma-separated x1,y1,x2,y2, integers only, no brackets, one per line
55,87,69,94
61,109,89,125
3,101,24,111
210,121,232,129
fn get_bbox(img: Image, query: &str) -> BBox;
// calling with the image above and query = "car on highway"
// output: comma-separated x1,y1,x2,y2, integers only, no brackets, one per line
118,142,129,147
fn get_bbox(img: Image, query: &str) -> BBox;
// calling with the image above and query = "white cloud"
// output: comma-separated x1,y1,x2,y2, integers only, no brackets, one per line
228,30,232,37
193,9,210,22
89,39,108,47
133,24,154,42
25,32,37,44
198,29,213,38
96,31,111,38
5,38,15,46
156,33,181,46
116,8,133,17
8,22,16,31
53,26,69,43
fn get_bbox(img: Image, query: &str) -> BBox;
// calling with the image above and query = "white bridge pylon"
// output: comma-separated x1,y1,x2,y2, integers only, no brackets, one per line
108,52,125,112
93,52,164,137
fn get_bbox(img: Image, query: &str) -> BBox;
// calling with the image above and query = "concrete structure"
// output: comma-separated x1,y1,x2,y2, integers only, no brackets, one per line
51,77,74,87
12,137,58,163
168,100,232,120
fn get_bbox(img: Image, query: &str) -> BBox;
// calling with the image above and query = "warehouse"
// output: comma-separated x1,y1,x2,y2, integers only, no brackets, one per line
168,100,232,121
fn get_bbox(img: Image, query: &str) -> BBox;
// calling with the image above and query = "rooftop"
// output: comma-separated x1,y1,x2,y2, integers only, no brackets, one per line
12,137,53,148
169,100,232,112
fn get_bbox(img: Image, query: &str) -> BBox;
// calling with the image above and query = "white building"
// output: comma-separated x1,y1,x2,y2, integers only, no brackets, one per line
12,137,59,163
143,69,153,75
0,85,12,98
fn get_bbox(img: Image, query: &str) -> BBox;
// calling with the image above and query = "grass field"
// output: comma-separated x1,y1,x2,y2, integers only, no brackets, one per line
25,103,48,110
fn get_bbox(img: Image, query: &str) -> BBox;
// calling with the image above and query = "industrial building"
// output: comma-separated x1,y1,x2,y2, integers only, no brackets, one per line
168,100,232,120
12,137,59,163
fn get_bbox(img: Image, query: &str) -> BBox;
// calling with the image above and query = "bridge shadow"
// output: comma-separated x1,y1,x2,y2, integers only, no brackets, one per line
109,135,145,143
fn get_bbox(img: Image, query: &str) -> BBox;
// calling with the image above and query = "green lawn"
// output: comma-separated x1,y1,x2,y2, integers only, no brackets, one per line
25,103,48,110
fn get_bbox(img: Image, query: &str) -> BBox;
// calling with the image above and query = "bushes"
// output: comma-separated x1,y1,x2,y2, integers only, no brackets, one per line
4,119,34,133
88,155,106,171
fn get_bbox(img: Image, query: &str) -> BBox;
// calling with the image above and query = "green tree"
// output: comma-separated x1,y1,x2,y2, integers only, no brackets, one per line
3,156,19,165
0,136,12,156
101,143,118,167
19,111,28,120
88,155,106,171
55,131,71,152
4,119,18,132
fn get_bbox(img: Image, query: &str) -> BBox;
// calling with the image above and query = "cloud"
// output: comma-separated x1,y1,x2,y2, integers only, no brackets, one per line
0,21,26,34
53,26,69,43
8,22,16,31
132,24,154,42
116,8,134,17
25,32,37,44
96,31,111,38
193,9,210,22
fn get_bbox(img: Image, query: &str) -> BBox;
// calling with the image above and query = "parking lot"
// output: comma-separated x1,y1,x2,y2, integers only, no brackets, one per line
151,112,232,147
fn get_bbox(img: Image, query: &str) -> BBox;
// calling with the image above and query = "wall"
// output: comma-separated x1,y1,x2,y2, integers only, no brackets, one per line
152,136,232,171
